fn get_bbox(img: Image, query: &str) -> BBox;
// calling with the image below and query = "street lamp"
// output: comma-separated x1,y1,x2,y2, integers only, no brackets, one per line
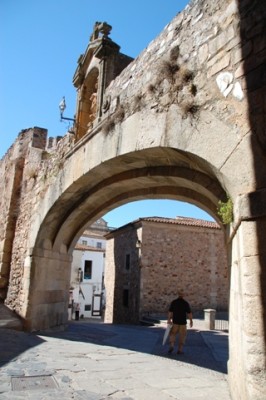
59,96,75,122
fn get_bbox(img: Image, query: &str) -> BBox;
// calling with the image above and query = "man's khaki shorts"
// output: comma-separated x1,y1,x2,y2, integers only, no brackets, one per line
169,324,187,345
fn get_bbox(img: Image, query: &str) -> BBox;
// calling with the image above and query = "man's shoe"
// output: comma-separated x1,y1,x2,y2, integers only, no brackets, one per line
168,346,174,354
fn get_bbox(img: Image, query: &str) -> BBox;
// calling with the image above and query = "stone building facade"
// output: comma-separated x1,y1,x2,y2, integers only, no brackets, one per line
104,217,228,324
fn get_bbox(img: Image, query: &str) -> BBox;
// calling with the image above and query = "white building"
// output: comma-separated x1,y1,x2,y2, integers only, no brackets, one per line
69,218,110,319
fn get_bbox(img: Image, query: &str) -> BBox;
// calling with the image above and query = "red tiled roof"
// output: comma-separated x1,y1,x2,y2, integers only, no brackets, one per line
136,216,220,229
104,216,222,238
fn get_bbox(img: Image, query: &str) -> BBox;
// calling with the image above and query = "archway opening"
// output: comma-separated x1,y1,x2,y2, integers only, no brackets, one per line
101,199,228,325
65,197,229,375
24,147,230,336
68,199,217,321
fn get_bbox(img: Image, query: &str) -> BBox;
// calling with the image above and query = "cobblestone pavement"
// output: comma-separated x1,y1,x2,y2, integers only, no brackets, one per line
0,319,231,399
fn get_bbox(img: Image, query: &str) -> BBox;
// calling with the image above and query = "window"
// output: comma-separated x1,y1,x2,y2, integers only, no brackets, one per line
123,289,129,307
125,254,130,271
84,260,92,279
82,240,87,245
96,242,102,249
85,304,91,311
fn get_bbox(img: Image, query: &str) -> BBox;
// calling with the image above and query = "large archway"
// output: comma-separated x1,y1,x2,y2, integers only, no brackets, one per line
25,147,226,331
1,1,265,398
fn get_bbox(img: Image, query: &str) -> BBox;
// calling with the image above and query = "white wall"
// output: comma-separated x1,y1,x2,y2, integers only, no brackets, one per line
70,233,106,318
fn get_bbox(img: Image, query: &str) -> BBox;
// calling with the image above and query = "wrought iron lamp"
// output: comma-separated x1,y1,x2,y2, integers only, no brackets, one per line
59,96,75,122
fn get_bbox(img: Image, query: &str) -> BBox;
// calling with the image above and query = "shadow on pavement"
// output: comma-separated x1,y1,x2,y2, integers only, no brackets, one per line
0,329,45,368
158,328,228,374
38,320,228,374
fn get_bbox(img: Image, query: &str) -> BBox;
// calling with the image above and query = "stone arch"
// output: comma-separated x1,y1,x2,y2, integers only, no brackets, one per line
36,148,227,250
24,146,228,332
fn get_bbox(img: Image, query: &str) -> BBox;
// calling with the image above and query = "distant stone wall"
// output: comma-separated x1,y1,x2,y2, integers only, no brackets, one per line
140,220,228,315
104,225,141,324
104,219,228,324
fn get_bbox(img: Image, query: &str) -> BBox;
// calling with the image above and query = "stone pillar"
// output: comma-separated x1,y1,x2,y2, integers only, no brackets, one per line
228,192,266,400
104,239,115,323
22,248,73,331
204,308,216,330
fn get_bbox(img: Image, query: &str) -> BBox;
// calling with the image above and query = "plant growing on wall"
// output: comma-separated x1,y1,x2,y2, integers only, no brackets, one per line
102,117,115,135
218,196,233,224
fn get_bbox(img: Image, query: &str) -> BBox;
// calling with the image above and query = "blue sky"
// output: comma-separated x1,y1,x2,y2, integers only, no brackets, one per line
0,0,214,226
0,0,190,157
104,200,213,229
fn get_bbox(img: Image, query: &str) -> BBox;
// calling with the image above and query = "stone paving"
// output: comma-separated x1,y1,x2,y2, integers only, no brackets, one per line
0,317,231,400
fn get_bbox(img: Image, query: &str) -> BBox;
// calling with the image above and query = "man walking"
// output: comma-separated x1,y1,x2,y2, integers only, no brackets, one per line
167,289,193,354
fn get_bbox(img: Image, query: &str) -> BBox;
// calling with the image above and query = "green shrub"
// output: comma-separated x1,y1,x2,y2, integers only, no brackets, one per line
218,197,233,224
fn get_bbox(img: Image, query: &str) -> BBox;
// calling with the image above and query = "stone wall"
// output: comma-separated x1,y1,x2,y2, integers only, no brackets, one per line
104,223,141,324
105,218,228,324
0,127,47,300
101,0,249,194
0,127,73,312
141,219,228,314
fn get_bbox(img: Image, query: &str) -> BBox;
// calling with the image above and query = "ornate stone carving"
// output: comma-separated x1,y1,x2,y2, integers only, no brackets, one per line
90,22,112,42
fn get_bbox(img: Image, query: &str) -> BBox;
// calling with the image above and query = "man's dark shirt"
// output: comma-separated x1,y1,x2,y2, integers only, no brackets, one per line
169,297,191,325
